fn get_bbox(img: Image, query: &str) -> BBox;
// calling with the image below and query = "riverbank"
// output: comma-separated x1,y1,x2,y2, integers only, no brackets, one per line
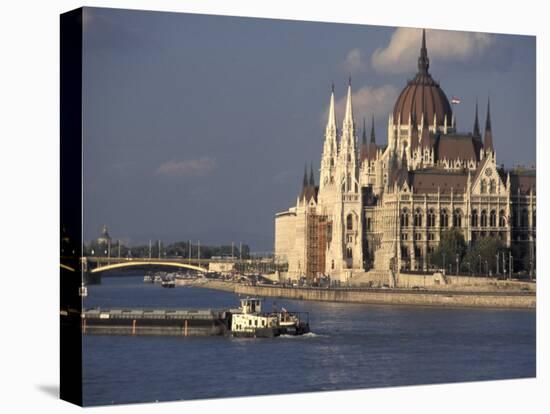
196,280,535,309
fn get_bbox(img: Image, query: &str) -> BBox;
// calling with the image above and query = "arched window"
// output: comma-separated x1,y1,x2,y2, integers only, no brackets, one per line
414,208,423,227
346,247,353,259
499,210,506,227
481,210,488,227
427,209,436,227
440,209,449,228
346,214,353,231
346,175,351,192
490,210,497,227
471,209,478,227
453,209,462,228
400,208,409,227
533,210,536,228
480,179,487,194
521,209,528,227
489,179,496,194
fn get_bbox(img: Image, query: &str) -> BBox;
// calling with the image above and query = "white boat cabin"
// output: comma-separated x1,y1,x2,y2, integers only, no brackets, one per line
231,298,278,334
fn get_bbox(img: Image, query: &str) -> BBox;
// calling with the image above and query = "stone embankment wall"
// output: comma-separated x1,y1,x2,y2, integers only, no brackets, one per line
350,271,535,292
196,280,535,309
396,273,535,292
235,284,533,309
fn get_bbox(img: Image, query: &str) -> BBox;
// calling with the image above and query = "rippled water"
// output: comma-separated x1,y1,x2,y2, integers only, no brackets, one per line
82,275,535,406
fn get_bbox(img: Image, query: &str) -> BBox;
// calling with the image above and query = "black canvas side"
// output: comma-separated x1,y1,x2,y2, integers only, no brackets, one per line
60,7,83,407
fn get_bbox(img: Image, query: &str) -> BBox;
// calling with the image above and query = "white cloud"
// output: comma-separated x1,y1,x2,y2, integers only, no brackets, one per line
371,28,495,74
342,48,368,74
322,84,399,126
155,157,216,177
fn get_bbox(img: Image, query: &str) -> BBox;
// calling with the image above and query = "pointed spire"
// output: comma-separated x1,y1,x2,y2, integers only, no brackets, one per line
343,80,354,126
473,99,481,138
485,97,492,132
309,163,315,186
302,164,308,189
326,85,336,132
362,117,367,144
484,97,493,151
418,28,430,75
370,114,376,144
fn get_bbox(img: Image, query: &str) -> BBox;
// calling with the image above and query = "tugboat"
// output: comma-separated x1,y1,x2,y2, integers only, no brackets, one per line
230,298,309,338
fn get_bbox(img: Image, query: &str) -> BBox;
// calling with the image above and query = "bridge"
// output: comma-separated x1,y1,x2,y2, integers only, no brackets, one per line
82,257,210,284
79,256,284,285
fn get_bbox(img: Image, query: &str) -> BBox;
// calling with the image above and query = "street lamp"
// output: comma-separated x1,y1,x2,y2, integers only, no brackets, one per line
478,255,481,275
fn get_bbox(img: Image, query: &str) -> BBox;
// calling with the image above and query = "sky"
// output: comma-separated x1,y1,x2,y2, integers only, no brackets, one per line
82,7,536,251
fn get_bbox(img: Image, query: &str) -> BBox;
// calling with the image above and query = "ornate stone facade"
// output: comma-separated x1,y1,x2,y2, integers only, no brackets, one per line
275,29,536,282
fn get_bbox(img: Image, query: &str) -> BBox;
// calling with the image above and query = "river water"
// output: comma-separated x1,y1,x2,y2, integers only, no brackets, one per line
82,275,535,406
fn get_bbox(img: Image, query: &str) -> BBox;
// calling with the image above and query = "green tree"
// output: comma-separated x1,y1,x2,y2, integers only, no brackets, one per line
428,229,467,272
462,237,508,276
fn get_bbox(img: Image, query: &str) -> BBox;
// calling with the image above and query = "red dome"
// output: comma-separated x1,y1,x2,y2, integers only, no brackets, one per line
392,29,453,127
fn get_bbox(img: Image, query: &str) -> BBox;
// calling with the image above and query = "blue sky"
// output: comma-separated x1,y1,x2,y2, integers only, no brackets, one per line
82,7,536,251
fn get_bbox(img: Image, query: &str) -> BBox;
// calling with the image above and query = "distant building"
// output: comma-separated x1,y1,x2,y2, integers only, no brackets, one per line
275,29,536,282
96,224,112,246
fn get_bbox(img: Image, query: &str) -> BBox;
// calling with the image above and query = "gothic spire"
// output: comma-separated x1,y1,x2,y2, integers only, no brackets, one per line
484,97,494,152
473,99,481,138
326,84,336,132
302,164,308,189
370,114,376,144
343,80,354,127
309,163,315,186
362,117,367,144
417,28,430,75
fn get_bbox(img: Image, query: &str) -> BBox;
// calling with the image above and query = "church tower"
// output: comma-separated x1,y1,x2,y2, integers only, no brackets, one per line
322,80,364,280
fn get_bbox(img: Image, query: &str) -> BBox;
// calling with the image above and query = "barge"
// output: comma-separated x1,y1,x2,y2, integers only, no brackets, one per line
81,298,309,338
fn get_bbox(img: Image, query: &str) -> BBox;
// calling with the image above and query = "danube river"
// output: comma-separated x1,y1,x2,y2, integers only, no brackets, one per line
82,275,535,406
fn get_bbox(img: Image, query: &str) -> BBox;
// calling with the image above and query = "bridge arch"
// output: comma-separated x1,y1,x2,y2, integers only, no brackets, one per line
90,261,208,274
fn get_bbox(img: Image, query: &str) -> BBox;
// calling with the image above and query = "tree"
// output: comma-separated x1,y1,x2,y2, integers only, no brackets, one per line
463,237,508,276
428,229,467,272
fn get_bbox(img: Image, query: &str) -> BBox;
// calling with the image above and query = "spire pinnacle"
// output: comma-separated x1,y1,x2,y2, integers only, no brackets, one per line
370,114,376,144
418,28,430,75
343,81,354,126
484,97,494,152
326,85,336,131
362,118,367,144
302,164,308,189
473,99,480,137
485,97,492,132
309,163,315,186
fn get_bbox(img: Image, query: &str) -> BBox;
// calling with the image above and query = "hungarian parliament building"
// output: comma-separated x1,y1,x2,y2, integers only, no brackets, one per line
274,30,536,282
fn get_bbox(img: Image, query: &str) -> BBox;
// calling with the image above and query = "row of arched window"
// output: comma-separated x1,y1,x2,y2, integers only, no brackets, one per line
399,208,509,228
470,209,506,228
